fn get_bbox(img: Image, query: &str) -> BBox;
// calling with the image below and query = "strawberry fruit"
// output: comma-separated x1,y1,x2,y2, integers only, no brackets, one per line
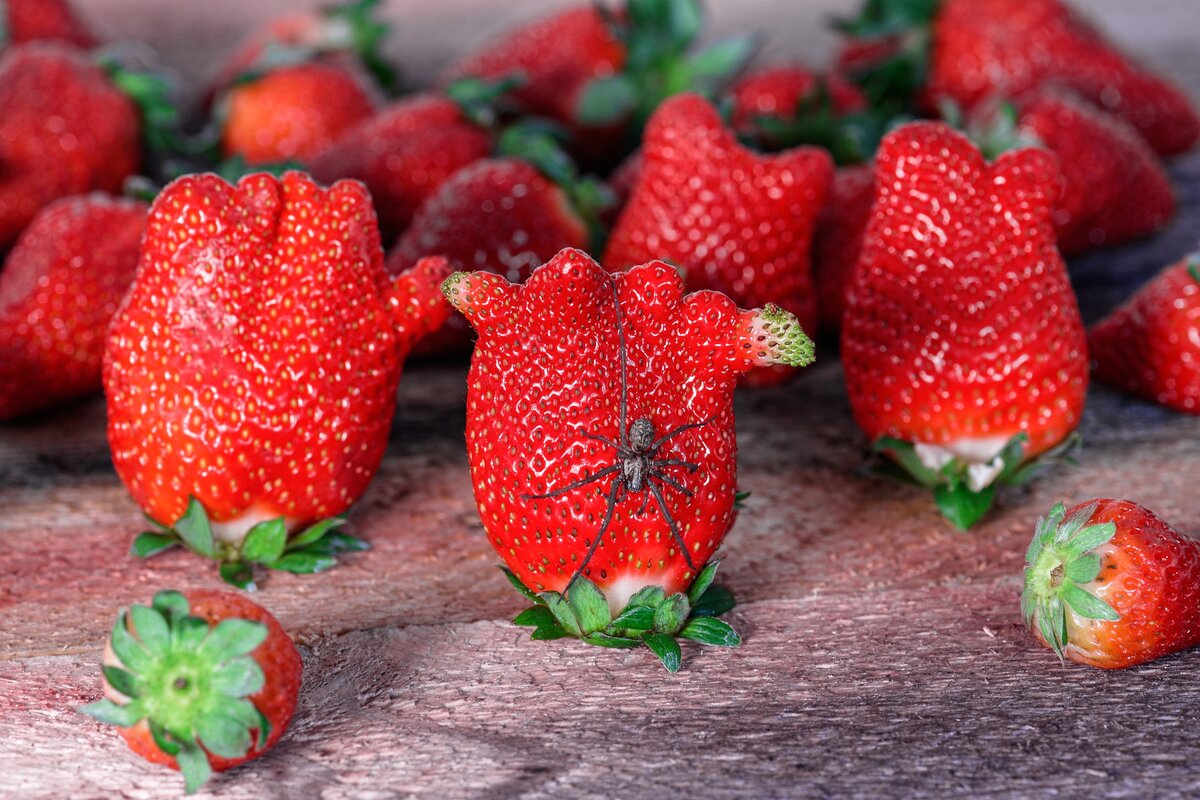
1,0,93,50
104,171,450,587
0,195,146,420
842,122,1088,529
443,248,815,670
1089,254,1200,414
81,589,302,793
1023,499,1200,668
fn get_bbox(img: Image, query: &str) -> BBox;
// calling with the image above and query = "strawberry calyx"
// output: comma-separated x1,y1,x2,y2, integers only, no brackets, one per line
576,0,758,131
833,0,939,115
942,99,1044,160
444,74,527,129
132,497,368,590
1188,256,1200,285
79,590,273,794
503,559,740,673
867,432,1080,529
1021,502,1120,662
97,53,186,165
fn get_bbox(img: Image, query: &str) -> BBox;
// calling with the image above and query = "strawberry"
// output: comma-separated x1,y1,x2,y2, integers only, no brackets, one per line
218,62,376,166
813,163,874,332
103,171,450,587
1089,255,1200,414
0,43,141,249
963,90,1175,254
1023,499,1200,669
81,589,302,793
443,248,815,670
441,1,755,166
307,89,496,241
1,0,93,49
0,195,146,421
604,93,832,384
837,0,1200,156
842,122,1088,529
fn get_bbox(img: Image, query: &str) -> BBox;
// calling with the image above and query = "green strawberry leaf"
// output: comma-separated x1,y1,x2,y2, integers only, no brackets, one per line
174,498,215,559
219,561,256,590
201,619,268,661
933,481,996,531
292,530,369,557
270,552,338,574
110,613,152,673
576,75,639,126
174,740,214,795
541,592,583,637
692,585,736,618
610,604,656,631
653,593,690,635
129,605,170,656
687,559,722,605
149,720,181,757
241,519,287,564
500,567,543,605
679,616,741,647
583,632,642,649
286,517,347,550
626,586,666,608
567,578,612,634
530,624,570,641
644,633,682,673
102,665,141,698
197,714,252,759
131,532,179,559
80,698,143,728
1062,584,1120,621
513,606,558,629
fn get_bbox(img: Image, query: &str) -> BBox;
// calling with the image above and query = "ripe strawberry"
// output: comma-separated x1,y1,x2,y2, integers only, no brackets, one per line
604,94,831,385
837,0,1200,157
219,62,376,165
1089,255,1200,414
1023,499,1200,669
1,0,93,49
733,65,866,127
81,589,302,793
307,91,494,241
104,171,450,586
813,163,874,332
443,248,815,670
964,90,1175,254
842,122,1088,529
0,43,140,249
0,195,146,420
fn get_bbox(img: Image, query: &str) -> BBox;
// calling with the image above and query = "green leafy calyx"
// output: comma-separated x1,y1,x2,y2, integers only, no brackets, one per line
1021,502,1119,662
131,497,367,589
79,591,272,794
504,559,740,673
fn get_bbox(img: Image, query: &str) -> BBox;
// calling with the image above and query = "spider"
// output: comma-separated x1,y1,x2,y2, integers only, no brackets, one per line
521,277,712,590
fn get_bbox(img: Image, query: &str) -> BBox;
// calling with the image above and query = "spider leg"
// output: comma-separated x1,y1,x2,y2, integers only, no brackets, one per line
635,490,651,516
648,417,716,451
521,464,622,500
608,278,631,450
652,458,700,473
565,476,625,591
583,432,621,449
648,480,697,571
650,472,694,498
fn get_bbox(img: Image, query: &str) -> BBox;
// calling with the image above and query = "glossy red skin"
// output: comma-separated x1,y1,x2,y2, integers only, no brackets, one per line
1014,90,1174,254
928,0,1200,157
1053,500,1200,669
221,63,376,165
0,195,145,420
308,93,493,241
813,164,874,333
114,589,302,772
450,249,776,598
731,64,867,130
1089,258,1200,414
104,172,450,529
604,94,832,338
2,0,93,49
841,123,1088,456
440,6,624,125
0,43,140,249
388,158,587,355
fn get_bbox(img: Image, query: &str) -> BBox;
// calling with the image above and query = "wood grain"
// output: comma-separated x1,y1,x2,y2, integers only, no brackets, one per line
3,1,1200,798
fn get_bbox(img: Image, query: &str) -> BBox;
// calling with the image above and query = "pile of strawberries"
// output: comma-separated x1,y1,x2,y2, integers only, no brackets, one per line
3,0,1200,792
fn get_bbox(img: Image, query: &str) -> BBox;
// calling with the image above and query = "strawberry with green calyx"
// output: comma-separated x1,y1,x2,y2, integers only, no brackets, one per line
81,589,302,793
842,122,1089,530
444,248,814,671
96,54,188,170
0,194,146,421
1022,499,1200,669
604,93,831,385
105,172,451,587
1089,255,1200,415
0,0,93,51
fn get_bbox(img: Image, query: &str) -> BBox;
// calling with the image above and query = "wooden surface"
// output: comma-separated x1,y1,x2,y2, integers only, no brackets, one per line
4,1,1200,798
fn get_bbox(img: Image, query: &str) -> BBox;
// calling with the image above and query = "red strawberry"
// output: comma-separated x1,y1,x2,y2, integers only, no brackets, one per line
604,94,831,384
103,171,450,586
0,195,146,420
1089,255,1200,414
813,163,874,332
967,90,1175,254
443,248,814,670
733,65,866,127
842,122,1088,529
928,0,1199,156
0,43,140,249
307,92,493,241
219,63,376,165
1,0,93,49
1023,499,1200,668
81,589,302,793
